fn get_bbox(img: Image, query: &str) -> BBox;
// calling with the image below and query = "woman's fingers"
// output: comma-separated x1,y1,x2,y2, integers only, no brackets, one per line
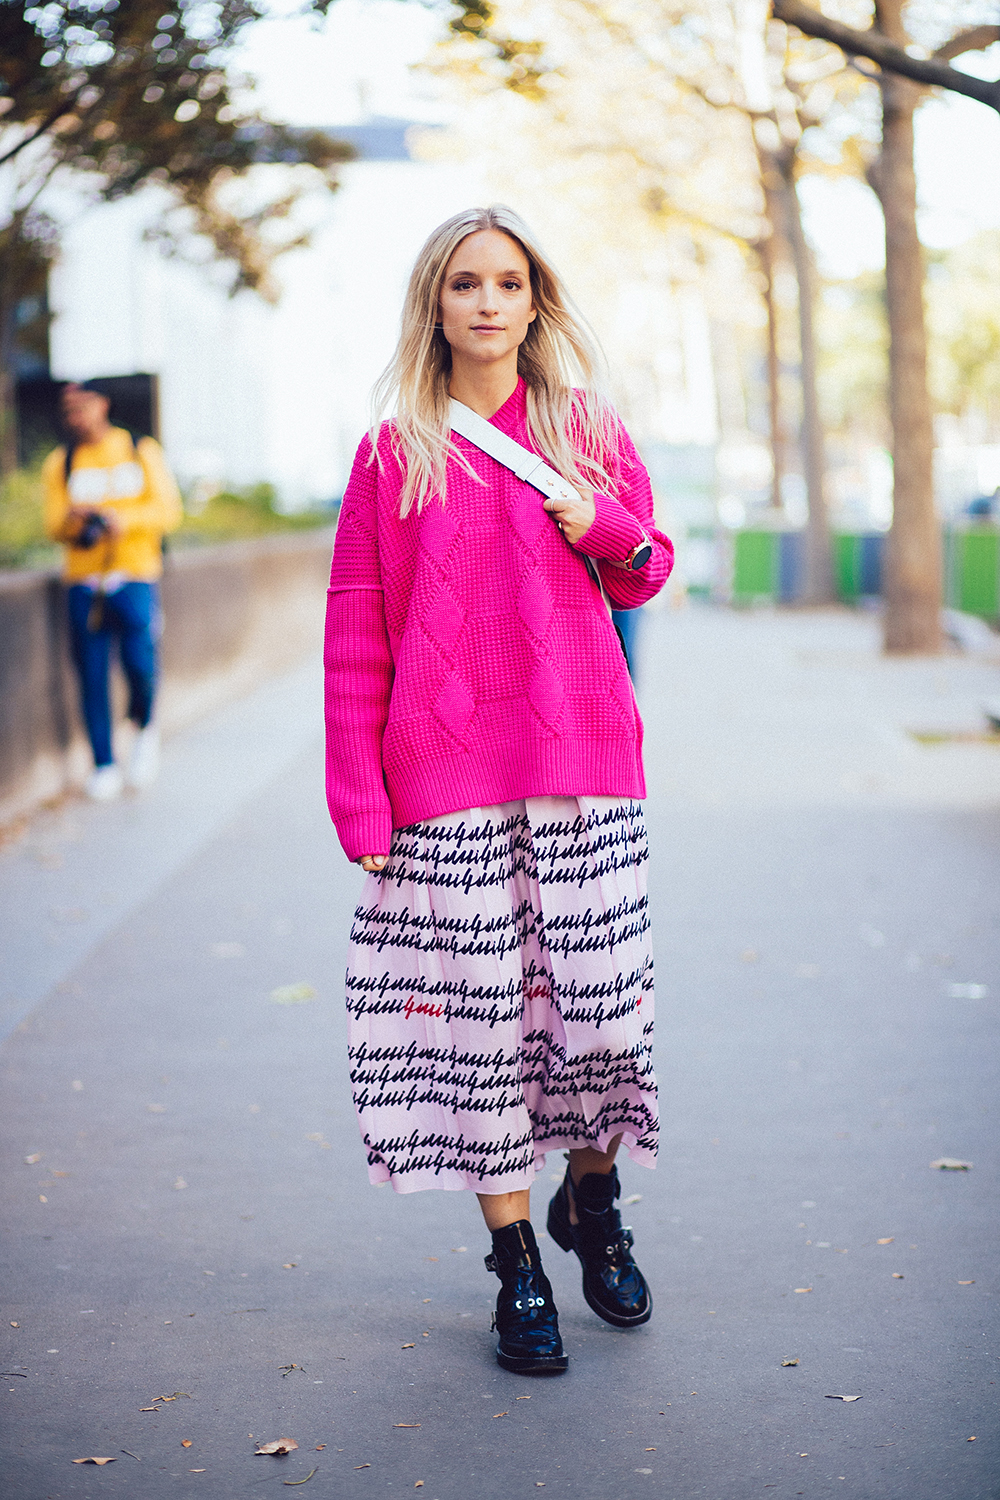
359,854,389,872
545,491,596,547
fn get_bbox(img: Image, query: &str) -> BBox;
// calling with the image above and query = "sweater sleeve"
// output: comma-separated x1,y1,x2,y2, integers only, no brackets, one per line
324,436,396,862
571,420,674,609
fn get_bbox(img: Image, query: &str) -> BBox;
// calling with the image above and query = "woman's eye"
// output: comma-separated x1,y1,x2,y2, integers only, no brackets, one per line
452,279,475,291
502,281,522,290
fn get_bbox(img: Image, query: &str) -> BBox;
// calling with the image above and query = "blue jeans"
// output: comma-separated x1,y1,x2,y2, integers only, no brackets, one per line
67,582,161,768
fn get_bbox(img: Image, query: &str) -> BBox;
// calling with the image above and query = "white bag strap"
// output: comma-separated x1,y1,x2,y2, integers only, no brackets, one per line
449,398,614,619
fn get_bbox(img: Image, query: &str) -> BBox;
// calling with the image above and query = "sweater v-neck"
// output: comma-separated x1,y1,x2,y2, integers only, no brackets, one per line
486,377,526,431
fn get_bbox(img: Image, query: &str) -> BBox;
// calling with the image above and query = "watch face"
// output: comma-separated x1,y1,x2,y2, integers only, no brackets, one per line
632,542,653,570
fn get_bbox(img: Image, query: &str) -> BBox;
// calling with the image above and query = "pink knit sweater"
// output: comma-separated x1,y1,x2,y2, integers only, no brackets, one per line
324,379,673,861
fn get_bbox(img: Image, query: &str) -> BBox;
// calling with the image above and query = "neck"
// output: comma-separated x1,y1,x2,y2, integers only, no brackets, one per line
448,357,519,419
74,420,113,446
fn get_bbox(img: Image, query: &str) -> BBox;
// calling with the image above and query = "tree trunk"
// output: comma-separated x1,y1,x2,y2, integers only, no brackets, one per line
870,2,942,653
0,299,19,476
778,149,834,603
754,158,787,511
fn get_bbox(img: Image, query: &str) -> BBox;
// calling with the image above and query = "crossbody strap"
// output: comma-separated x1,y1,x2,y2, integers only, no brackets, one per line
449,398,616,622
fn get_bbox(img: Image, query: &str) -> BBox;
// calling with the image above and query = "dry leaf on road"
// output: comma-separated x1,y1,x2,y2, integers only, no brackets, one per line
493,1412,508,1419
181,1440,192,1447
271,983,316,1004
892,1273,904,1279
958,1280,975,1285
781,1359,799,1367
930,1158,972,1170
401,1343,415,1349
283,1467,318,1485
877,1238,894,1245
24,1154,42,1164
255,1439,299,1456
825,1395,862,1402
73,1457,117,1465
393,1424,421,1428
794,1287,812,1294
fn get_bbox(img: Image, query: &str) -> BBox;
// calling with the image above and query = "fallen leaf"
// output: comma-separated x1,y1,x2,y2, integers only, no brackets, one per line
425,1256,438,1262
73,1458,117,1465
393,1424,421,1429
958,1280,975,1285
401,1343,415,1349
52,1171,70,1177
450,1246,467,1253
282,1263,297,1269
38,1195,47,1203
968,1436,977,1442
354,1464,371,1469
9,1323,18,1328
892,1273,904,1279
493,1412,508,1419
255,1439,299,1456
645,1447,657,1451
421,1332,429,1338
930,1158,972,1170
623,1194,643,1205
271,983,316,1005
120,1450,141,1461
825,1395,862,1402
24,1154,42,1165
781,1359,799,1367
181,1440,193,1447
190,1469,206,1473
877,1238,894,1245
173,1178,187,1190
415,1484,424,1490
794,1287,812,1294
515,1395,531,1400
283,1468,318,1486
315,1445,326,1451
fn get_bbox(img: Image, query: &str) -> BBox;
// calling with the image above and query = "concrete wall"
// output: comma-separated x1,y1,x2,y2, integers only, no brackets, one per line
0,527,335,829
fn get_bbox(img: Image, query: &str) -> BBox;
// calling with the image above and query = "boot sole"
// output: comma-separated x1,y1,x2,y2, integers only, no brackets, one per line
547,1195,653,1328
496,1348,569,1374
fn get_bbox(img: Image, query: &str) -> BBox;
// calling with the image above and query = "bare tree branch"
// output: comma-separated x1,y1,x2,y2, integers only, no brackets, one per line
933,26,1000,64
770,0,1000,112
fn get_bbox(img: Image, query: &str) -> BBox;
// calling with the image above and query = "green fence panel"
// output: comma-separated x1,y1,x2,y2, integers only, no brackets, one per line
957,529,999,618
733,531,778,600
835,534,859,599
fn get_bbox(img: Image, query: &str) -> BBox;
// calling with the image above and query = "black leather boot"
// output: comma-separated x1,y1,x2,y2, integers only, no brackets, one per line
547,1163,652,1328
484,1220,568,1374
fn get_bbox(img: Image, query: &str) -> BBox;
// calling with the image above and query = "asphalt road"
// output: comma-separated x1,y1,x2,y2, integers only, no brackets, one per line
1,606,998,1500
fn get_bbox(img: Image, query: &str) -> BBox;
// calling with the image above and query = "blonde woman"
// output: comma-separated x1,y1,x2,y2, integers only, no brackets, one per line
325,206,674,1374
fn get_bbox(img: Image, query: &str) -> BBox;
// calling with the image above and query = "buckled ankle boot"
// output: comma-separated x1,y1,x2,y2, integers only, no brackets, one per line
484,1220,568,1374
547,1164,652,1328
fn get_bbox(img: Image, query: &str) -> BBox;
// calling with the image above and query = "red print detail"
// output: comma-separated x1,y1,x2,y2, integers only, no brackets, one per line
404,996,444,1021
522,982,550,1001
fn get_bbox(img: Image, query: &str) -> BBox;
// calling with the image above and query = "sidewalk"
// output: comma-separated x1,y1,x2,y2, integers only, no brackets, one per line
1,606,997,1500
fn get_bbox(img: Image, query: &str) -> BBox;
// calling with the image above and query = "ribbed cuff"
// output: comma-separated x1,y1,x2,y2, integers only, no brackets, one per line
334,807,394,864
574,492,646,562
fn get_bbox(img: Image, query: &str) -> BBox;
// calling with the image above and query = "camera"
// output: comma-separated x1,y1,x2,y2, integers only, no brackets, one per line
72,511,110,549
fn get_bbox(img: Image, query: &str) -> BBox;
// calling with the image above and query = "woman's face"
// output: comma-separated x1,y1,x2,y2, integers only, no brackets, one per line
438,229,536,370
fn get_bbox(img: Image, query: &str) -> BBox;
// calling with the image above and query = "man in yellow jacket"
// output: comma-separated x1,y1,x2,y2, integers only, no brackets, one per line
44,381,182,800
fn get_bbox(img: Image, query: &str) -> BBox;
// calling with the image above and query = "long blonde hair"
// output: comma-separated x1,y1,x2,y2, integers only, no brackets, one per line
370,205,620,516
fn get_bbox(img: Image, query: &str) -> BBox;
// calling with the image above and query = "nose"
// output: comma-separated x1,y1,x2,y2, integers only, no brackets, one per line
478,280,500,316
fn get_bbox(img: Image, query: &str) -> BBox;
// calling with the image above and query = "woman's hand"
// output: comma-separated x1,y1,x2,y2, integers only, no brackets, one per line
359,854,388,873
544,487,596,548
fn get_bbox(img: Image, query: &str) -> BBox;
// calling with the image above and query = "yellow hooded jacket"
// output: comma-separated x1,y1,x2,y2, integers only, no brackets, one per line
43,426,183,583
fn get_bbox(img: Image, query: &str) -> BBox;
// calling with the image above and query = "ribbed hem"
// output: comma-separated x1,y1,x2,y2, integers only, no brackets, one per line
575,491,646,563
384,739,646,833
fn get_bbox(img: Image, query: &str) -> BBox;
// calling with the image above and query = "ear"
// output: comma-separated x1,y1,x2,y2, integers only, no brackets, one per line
527,305,538,323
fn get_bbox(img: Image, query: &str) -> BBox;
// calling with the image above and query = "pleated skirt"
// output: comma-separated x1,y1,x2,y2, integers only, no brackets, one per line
345,794,658,1193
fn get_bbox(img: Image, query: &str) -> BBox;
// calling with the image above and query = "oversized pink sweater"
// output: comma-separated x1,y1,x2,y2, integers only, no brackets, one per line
324,379,674,861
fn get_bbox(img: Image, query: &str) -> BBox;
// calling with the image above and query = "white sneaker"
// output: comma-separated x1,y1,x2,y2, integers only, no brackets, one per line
86,764,123,801
127,723,161,789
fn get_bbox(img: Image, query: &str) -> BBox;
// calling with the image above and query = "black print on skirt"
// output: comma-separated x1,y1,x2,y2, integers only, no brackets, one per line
344,795,658,1193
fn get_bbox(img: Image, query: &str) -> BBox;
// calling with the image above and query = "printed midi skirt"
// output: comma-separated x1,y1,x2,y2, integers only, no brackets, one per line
345,795,658,1193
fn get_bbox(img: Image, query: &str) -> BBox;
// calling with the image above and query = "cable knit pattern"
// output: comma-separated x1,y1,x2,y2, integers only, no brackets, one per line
325,379,673,862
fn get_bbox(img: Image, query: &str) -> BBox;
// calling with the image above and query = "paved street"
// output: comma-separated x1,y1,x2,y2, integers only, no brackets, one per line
1,605,998,1500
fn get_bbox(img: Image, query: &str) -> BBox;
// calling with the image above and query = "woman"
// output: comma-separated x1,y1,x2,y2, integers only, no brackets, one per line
324,206,673,1375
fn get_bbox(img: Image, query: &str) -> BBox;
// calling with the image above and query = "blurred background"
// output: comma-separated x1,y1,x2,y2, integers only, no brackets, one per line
1,0,999,818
